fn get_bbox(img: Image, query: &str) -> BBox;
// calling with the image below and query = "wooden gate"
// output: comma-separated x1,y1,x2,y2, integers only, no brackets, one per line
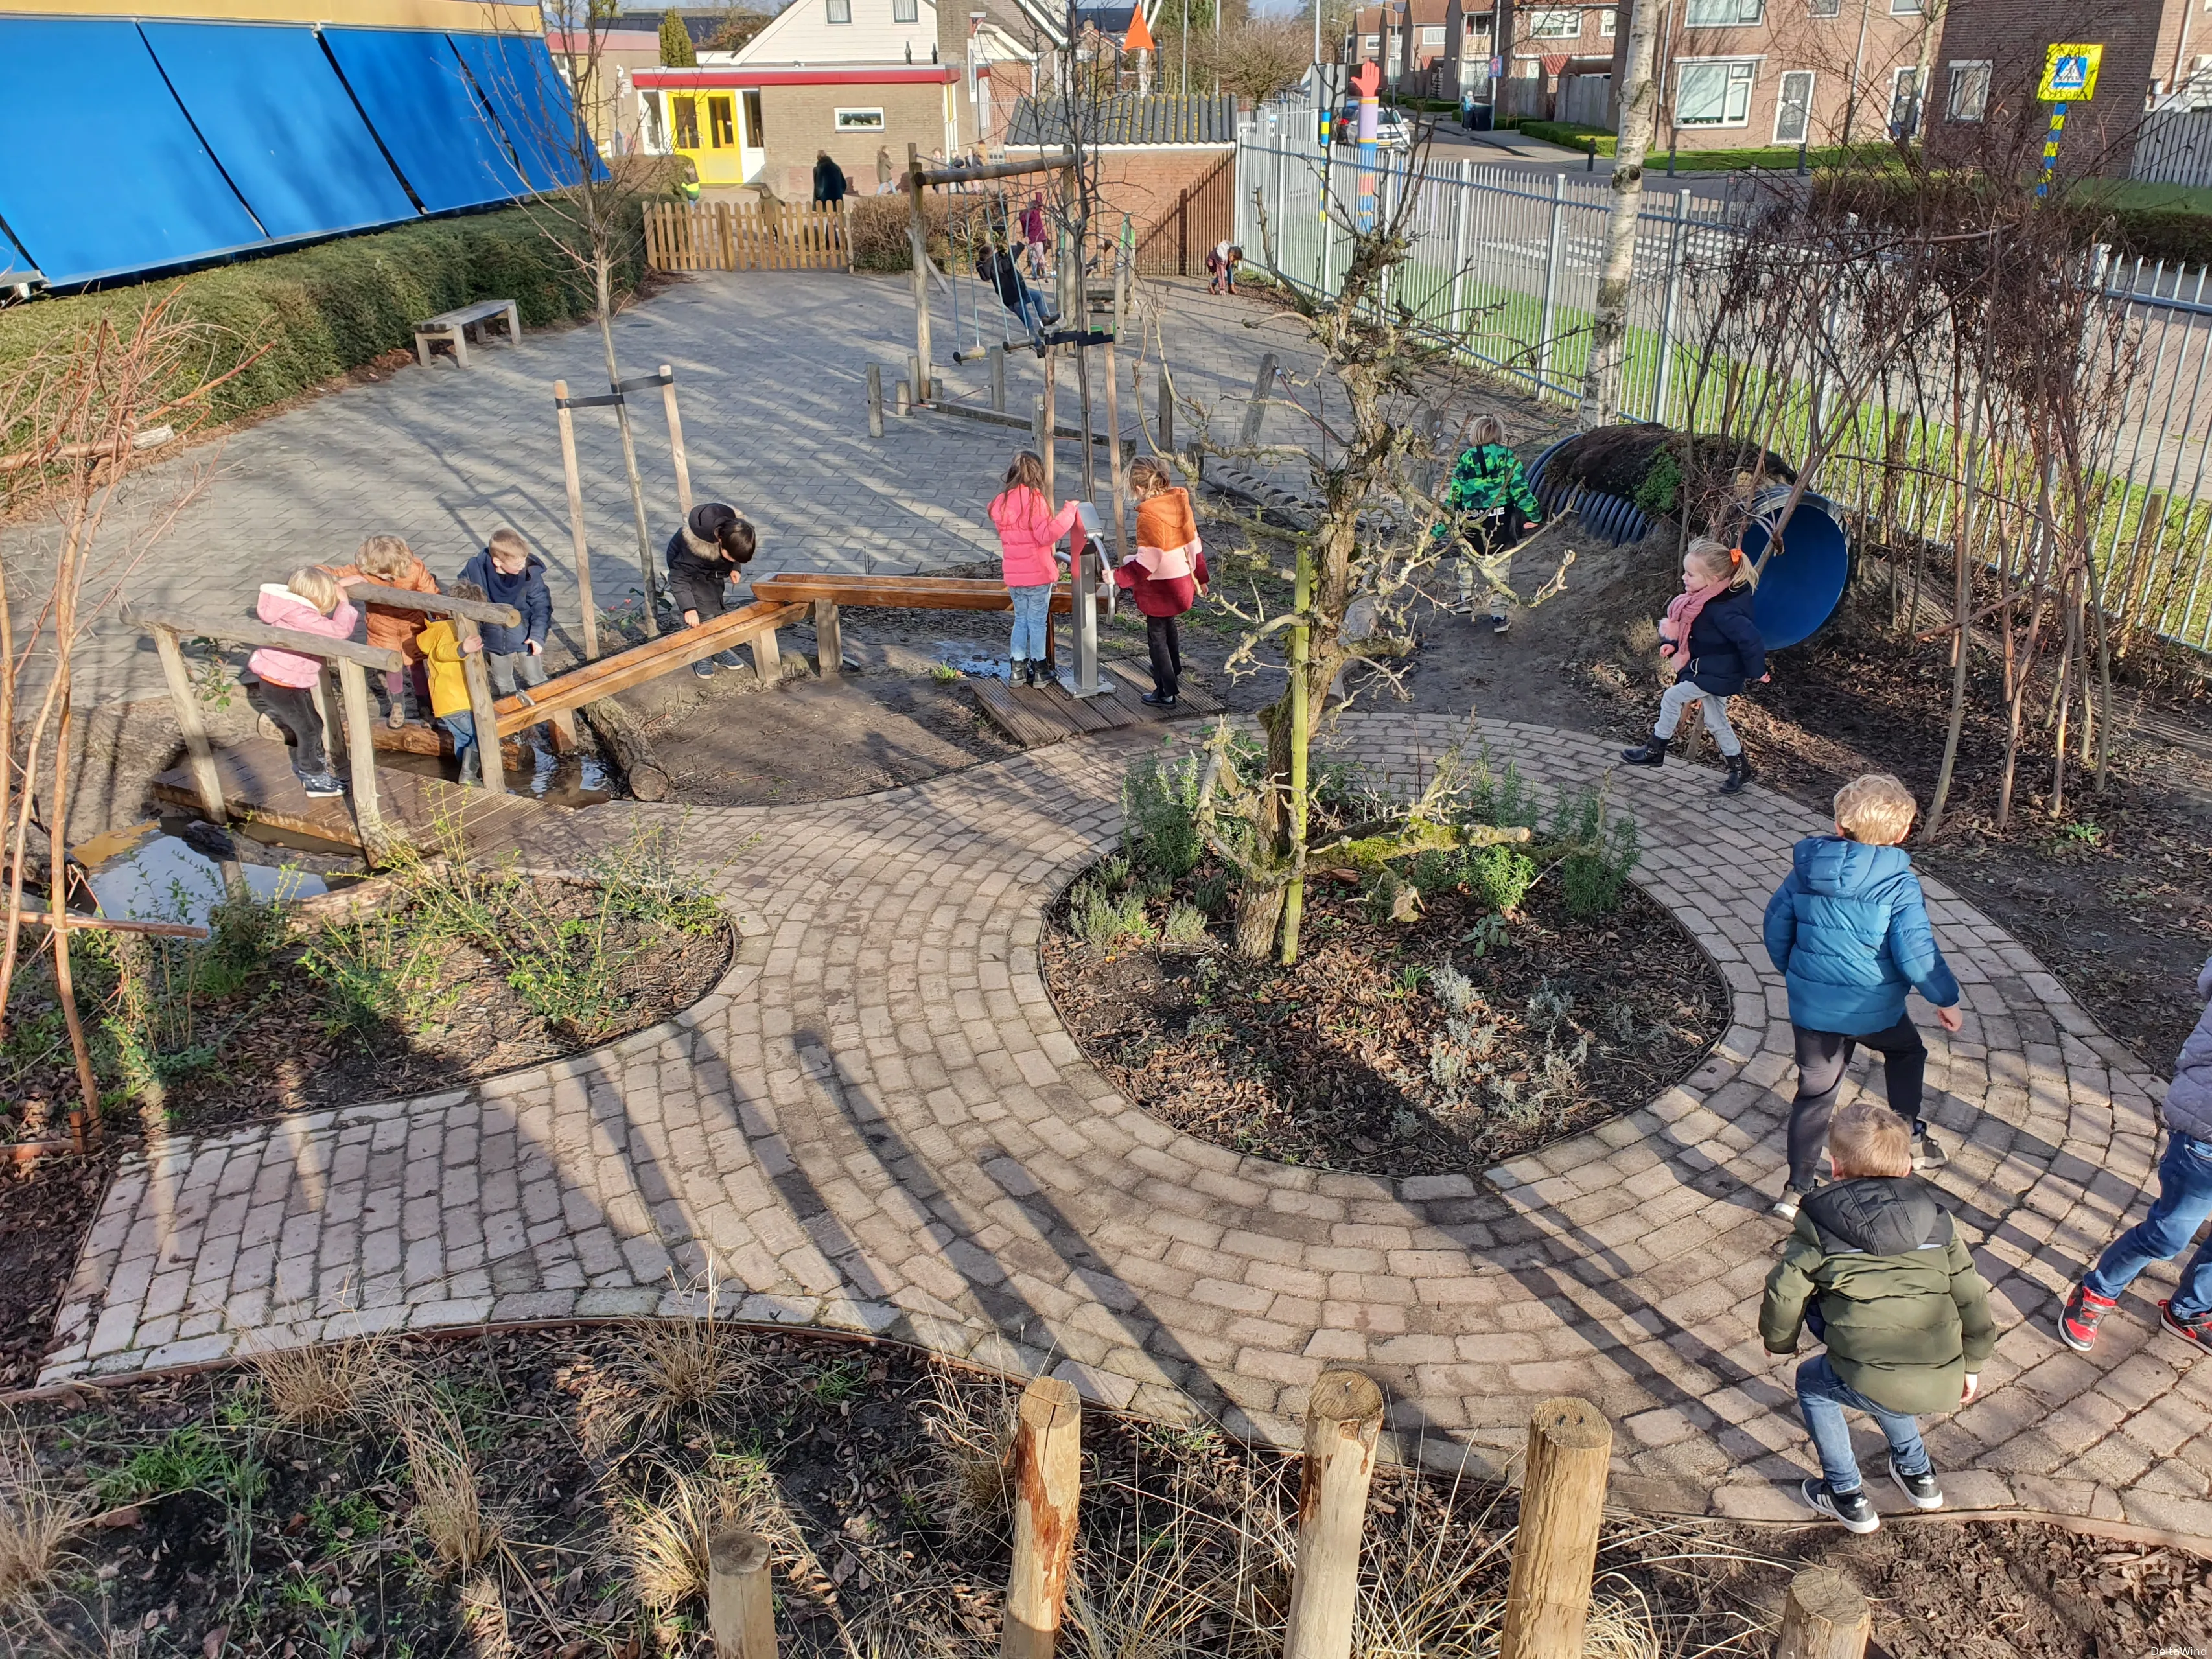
1133,152,1235,277
644,202,852,272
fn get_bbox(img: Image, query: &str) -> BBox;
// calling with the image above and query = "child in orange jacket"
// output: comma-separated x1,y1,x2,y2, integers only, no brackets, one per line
1115,458,1208,708
327,533,439,728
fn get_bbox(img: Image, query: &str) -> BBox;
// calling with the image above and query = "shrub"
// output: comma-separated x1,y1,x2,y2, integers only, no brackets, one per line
1633,446,1683,518
1460,758,1538,831
0,201,647,450
1162,902,1209,947
1463,842,1538,914
847,193,954,273
2103,205,2212,270
1124,754,1205,879
1550,787,1641,918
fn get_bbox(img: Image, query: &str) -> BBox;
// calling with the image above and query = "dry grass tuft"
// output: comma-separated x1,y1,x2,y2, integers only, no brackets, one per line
611,1286,756,1442
919,1368,1018,1535
0,1416,86,1616
622,1459,799,1613
395,1396,500,1573
246,1332,389,1430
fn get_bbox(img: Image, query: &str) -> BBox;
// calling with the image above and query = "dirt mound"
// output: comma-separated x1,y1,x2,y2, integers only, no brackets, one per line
1539,425,1796,520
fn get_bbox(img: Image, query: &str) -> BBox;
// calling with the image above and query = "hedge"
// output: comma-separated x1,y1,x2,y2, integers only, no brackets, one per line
0,200,646,443
2099,206,2212,270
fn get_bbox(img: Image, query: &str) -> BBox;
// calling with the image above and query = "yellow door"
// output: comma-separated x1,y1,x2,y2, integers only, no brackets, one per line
669,91,744,187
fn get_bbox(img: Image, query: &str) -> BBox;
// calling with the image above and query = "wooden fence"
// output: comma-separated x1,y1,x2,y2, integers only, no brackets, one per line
644,201,852,273
1134,151,1235,277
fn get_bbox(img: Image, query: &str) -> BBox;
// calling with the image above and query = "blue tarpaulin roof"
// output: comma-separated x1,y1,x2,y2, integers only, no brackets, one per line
0,16,267,286
140,20,420,241
319,27,530,213
0,218,40,288
447,30,597,191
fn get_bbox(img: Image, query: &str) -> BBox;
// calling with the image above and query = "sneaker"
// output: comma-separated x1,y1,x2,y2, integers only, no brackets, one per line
1799,1478,1880,1533
692,660,716,679
714,648,747,669
1771,1184,1810,1222
1141,690,1178,708
1887,1454,1943,1511
2060,1283,2115,1352
1910,1127,1947,1170
385,705,407,730
298,771,345,798
2160,1299,2212,1355
1620,737,1667,767
1489,612,1510,635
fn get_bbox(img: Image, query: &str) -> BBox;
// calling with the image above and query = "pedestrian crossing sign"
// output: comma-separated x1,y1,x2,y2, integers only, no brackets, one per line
2038,43,2102,102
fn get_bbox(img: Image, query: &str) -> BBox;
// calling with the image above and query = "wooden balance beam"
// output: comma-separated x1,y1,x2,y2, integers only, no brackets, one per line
489,598,811,737
748,573,1097,677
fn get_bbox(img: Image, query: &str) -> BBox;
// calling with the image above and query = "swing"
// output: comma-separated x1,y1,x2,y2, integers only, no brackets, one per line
951,190,1028,365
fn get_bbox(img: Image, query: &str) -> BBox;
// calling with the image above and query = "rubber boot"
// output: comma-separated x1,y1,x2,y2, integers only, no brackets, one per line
1620,735,1668,767
1719,753,1752,794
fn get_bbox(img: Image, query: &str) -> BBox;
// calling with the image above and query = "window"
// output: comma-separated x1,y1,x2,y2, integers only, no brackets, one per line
1363,33,1380,49
1807,0,1839,15
644,92,666,149
671,94,700,148
1774,68,1813,141
1889,65,1920,135
1600,8,1617,34
893,0,917,16
826,0,850,19
707,93,735,147
1889,0,1920,12
1419,24,1445,44
1685,0,1764,23
743,89,765,145
1676,58,1756,124
1946,58,1990,121
1529,10,1581,36
835,106,886,130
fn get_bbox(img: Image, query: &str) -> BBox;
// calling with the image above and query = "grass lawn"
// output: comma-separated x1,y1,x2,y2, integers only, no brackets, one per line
2079,179,2212,215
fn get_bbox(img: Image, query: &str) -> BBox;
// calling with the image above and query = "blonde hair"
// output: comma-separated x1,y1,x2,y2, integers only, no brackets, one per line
1128,456,1174,496
1688,535,1757,591
487,527,530,561
1000,450,1046,495
1829,1102,1914,1179
356,533,419,583
286,566,343,615
1834,773,1918,846
1469,414,1506,448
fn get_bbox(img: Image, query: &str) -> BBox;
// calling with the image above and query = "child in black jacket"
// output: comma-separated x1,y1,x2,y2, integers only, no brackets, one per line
1622,537,1769,794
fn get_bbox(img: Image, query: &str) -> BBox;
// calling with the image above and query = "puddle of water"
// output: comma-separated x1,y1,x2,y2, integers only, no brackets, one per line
374,738,613,807
77,823,329,928
933,640,1012,680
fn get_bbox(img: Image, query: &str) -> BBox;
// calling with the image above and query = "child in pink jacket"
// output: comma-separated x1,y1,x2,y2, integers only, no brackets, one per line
989,450,1079,687
246,566,357,798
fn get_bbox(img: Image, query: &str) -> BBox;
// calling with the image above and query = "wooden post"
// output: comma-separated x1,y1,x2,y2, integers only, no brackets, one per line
867,362,884,437
841,196,855,274
1003,1376,1081,1659
660,365,693,517
896,380,911,417
990,343,1007,412
753,621,782,685
813,599,842,678
1239,352,1278,452
315,662,349,778
1156,362,1172,454
554,380,601,662
1042,345,1058,504
150,625,226,824
1282,1369,1386,1659
907,143,933,404
708,1529,776,1658
1101,231,1131,570
1498,1398,1613,1659
450,615,507,796
333,658,391,862
1776,1568,1871,1659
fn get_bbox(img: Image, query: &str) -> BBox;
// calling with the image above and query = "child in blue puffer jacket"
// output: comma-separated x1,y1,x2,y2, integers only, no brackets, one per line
1763,773,1963,1219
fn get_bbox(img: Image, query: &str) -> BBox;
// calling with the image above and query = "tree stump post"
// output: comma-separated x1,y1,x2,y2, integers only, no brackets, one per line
1003,1376,1082,1659
1776,1568,1870,1659
867,362,884,437
1498,1397,1612,1659
708,1528,776,1658
1282,1369,1386,1659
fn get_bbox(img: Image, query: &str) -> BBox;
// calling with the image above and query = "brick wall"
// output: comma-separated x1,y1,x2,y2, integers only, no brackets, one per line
1930,0,2178,173
758,81,949,200
1001,146,1237,273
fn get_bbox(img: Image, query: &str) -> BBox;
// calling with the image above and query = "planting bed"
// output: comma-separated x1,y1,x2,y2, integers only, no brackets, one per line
0,1323,2195,1659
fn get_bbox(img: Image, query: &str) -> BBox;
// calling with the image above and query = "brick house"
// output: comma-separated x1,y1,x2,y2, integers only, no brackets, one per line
1345,0,1453,90
1496,0,1615,117
1001,93,1239,274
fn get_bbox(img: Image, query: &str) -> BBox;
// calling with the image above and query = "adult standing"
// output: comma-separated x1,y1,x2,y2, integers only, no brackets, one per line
876,144,895,192
1023,192,1049,281
812,150,848,205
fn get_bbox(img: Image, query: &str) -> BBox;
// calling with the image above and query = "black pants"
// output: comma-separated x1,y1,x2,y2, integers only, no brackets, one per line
261,682,327,776
1787,1017,1927,1189
1147,614,1182,699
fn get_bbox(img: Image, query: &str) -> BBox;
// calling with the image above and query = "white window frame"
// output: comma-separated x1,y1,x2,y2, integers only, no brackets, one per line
1888,64,1921,133
1528,9,1582,38
1807,0,1840,15
1684,0,1764,24
1419,24,1445,45
1945,58,1990,122
893,0,918,17
1675,57,1758,126
1773,68,1814,142
834,106,886,131
1600,8,1617,34
1889,0,1921,12
825,0,851,20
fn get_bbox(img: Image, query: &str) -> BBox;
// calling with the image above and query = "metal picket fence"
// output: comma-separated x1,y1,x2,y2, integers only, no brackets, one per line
1233,135,2212,652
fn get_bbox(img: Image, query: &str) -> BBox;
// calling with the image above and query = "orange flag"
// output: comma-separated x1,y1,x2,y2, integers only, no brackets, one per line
1123,5,1156,53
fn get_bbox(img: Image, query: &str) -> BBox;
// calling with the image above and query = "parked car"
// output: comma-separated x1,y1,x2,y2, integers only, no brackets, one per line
1332,105,1415,150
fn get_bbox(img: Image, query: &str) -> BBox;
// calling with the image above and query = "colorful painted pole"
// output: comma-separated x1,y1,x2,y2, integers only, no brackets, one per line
1353,60,1380,234
2032,43,2104,202
2034,102,2067,200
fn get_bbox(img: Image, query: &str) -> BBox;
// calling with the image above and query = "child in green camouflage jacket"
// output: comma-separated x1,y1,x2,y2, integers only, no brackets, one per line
1434,415,1543,633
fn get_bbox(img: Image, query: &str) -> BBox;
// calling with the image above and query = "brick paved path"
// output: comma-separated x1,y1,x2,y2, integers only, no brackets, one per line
3,277,1317,710
38,715,2209,1539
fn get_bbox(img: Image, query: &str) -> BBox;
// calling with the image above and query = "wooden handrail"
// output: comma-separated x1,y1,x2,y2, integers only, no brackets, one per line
134,611,404,672
337,579,522,630
489,599,809,737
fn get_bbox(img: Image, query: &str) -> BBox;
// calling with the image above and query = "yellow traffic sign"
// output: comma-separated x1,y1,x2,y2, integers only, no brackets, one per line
2038,43,2103,102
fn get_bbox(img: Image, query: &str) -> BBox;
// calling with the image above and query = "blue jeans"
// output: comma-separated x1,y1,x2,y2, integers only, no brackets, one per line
1007,286,1051,334
1008,581,1053,663
2085,1131,2212,1321
1796,1352,1931,1494
437,712,478,780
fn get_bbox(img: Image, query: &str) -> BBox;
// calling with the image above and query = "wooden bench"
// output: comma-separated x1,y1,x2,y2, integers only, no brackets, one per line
413,299,522,369
749,573,1099,677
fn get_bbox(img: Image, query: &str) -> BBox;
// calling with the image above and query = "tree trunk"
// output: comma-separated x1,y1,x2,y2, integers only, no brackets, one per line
1578,0,1661,428
598,255,660,638
1278,535,1315,964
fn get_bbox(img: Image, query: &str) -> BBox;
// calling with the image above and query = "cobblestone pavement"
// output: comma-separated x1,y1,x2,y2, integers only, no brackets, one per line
38,715,2208,1539
2,275,1317,708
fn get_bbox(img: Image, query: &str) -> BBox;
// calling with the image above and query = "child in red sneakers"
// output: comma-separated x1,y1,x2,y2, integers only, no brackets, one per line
2062,953,2212,1355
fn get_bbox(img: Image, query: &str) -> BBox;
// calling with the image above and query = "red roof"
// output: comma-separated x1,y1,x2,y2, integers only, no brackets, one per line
634,65,960,88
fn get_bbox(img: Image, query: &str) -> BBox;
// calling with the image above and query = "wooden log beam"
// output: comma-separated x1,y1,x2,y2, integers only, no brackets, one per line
334,656,397,859
372,721,532,771
579,698,671,802
488,600,808,737
1003,1376,1081,1659
1283,1370,1386,1659
15,912,211,939
1498,1398,1613,1659
451,613,506,796
150,625,226,824
751,574,1089,614
335,580,520,630
135,612,404,673
917,151,1075,187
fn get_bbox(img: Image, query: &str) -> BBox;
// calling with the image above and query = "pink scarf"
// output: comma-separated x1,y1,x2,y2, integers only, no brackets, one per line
1659,578,1732,660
